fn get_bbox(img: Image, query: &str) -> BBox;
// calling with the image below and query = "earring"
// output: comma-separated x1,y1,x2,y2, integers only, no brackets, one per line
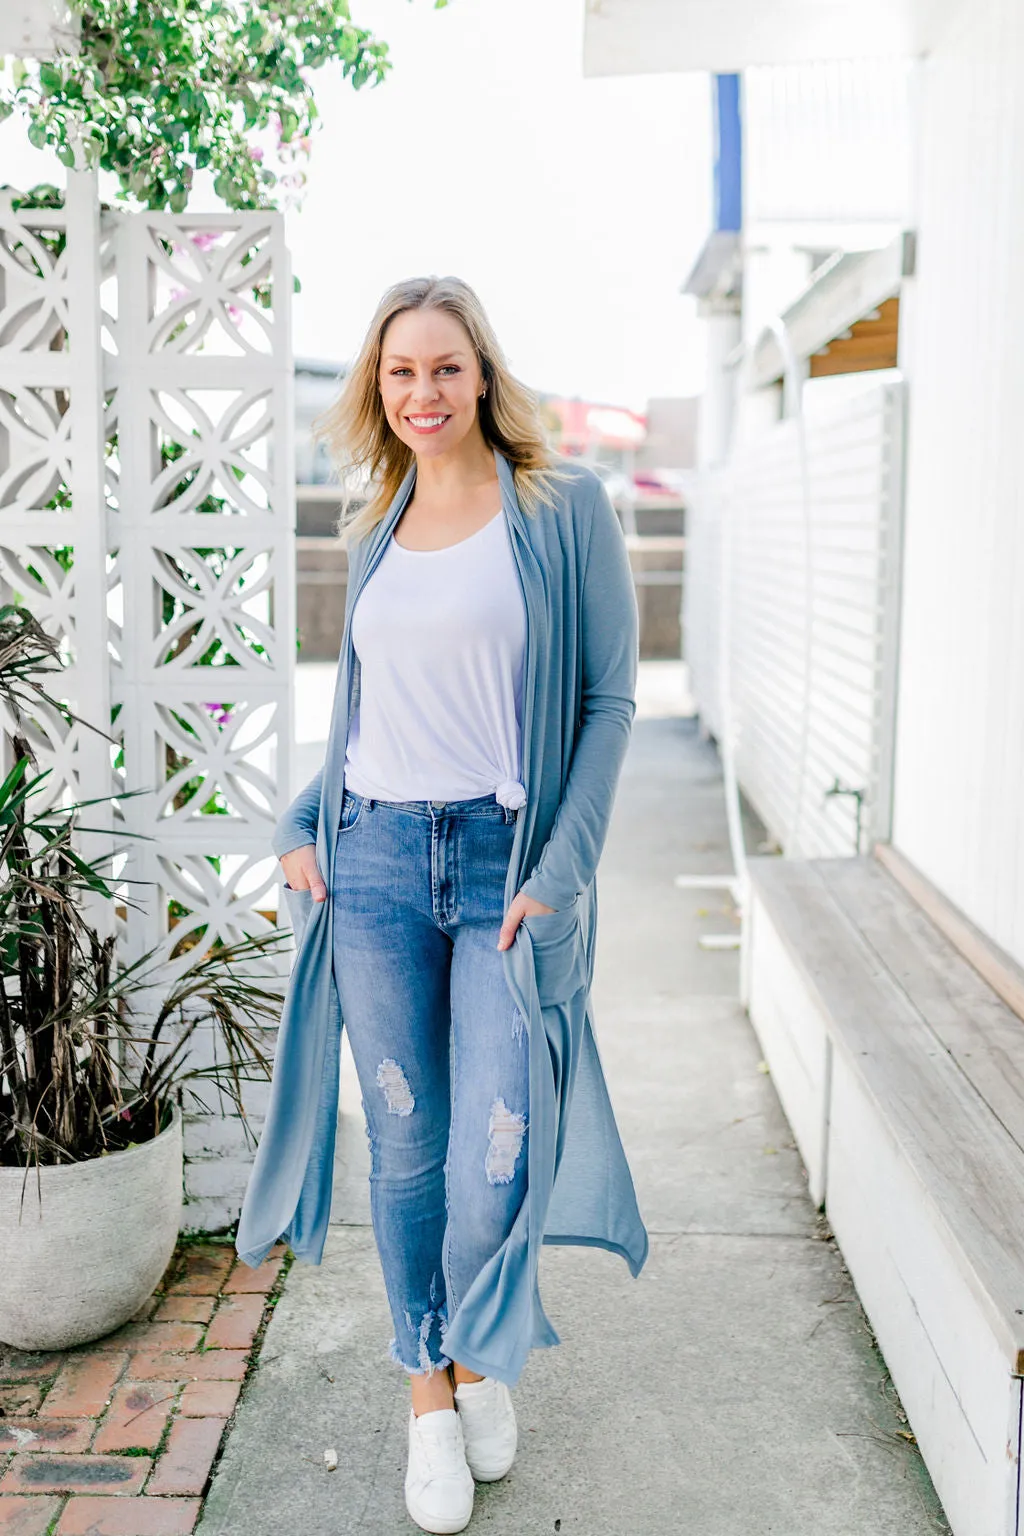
479,387,487,399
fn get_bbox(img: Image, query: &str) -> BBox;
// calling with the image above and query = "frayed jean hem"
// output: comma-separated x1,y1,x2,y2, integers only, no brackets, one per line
388,1337,451,1378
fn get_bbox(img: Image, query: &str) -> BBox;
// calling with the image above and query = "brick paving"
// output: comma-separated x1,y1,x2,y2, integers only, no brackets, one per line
0,1240,287,1535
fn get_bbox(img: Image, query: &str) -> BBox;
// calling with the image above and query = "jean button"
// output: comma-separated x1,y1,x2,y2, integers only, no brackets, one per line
430,800,446,811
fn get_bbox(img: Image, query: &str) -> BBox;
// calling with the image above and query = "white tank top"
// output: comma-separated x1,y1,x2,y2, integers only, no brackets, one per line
343,510,528,809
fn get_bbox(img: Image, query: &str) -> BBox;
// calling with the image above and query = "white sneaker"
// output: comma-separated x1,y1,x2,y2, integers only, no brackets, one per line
404,1408,475,1534
454,1376,517,1482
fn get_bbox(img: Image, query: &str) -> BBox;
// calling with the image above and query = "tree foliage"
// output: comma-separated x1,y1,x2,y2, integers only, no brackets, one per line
0,0,443,212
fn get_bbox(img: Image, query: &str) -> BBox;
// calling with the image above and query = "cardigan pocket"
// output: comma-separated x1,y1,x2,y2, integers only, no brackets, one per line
523,899,587,1006
282,883,315,945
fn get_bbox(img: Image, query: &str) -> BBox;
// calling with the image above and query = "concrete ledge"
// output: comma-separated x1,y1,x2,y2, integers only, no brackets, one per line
296,538,348,661
625,534,684,659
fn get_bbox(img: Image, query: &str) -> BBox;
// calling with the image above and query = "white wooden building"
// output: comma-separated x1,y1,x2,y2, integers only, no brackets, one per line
586,5,1024,1534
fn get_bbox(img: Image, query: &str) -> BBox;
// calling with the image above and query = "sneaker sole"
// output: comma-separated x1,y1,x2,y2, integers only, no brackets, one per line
404,1494,474,1535
465,1446,516,1482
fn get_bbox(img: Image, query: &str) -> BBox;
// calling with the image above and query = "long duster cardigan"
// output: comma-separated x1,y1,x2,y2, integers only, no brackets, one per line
235,447,649,1385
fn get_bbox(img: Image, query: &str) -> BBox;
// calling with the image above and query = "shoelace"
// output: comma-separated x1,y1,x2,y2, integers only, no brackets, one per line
415,1416,460,1477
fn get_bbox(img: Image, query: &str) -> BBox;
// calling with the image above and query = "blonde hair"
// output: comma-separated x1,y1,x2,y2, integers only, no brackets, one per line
314,275,571,544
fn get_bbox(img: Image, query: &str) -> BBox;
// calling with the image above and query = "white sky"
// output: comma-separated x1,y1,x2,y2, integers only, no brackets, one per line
1,0,713,410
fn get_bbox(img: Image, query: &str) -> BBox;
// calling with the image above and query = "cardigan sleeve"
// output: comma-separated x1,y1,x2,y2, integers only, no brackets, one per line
518,481,638,912
271,768,323,860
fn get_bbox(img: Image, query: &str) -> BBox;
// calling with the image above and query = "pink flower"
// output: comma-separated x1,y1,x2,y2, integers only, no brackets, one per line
249,146,264,163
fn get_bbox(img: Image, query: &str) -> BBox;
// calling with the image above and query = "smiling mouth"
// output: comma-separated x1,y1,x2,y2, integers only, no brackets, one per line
406,414,451,431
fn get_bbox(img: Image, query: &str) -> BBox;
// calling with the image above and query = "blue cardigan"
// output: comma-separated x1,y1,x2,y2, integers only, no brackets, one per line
235,447,649,1385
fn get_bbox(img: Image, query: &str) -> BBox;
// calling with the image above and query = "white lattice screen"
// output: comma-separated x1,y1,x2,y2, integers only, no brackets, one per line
0,176,112,822
0,171,296,1230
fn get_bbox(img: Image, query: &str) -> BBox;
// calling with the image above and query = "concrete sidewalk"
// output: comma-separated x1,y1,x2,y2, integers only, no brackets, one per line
198,662,948,1536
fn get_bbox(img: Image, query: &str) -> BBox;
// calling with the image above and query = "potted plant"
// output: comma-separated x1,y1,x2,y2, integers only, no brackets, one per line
0,605,288,1350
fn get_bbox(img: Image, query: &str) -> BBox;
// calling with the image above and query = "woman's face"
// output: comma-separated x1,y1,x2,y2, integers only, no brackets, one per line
378,307,485,459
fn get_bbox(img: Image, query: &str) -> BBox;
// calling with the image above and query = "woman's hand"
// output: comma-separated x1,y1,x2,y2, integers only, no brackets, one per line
280,844,328,903
497,891,557,951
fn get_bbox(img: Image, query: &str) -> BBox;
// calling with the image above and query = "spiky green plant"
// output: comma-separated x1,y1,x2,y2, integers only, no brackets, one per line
0,603,289,1171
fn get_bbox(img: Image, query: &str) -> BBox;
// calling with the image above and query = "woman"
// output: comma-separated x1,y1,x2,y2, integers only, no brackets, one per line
235,276,648,1534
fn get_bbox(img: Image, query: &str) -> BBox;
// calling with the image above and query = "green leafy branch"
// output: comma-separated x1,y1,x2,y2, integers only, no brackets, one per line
0,0,452,211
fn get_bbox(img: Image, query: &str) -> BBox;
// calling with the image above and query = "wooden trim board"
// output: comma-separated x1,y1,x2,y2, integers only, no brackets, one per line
875,842,1024,1024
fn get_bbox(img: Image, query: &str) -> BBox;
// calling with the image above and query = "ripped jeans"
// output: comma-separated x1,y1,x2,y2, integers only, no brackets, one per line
330,789,530,1377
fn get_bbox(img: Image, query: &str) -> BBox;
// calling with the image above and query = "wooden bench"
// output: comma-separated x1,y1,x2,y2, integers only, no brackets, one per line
745,854,1024,1536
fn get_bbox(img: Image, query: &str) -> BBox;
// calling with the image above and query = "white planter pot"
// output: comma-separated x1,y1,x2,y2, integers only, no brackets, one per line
0,1105,183,1351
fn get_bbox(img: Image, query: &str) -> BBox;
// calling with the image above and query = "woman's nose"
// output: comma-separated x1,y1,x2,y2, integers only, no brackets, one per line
409,373,440,403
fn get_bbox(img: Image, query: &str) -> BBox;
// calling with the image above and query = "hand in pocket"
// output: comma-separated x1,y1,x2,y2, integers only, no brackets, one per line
280,844,327,902
496,890,557,951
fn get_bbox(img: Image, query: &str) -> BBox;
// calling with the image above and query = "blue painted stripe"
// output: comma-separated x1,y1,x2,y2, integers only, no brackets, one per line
714,73,742,233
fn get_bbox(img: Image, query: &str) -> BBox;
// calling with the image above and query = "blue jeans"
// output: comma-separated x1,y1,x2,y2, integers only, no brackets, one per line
330,789,530,1377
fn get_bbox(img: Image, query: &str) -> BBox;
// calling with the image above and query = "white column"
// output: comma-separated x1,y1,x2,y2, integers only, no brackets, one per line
697,305,742,468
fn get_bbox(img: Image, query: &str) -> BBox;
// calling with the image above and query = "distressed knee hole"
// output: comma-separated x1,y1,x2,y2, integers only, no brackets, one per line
377,1058,415,1116
485,1097,527,1185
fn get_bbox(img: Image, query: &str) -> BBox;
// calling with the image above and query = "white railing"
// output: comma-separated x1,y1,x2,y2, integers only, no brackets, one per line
684,379,906,859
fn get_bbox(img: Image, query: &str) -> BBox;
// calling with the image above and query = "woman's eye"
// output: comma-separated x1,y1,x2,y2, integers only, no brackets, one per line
388,366,459,376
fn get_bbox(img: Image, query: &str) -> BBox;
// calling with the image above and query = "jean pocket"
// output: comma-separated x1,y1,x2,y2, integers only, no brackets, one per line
522,900,587,1006
338,789,364,833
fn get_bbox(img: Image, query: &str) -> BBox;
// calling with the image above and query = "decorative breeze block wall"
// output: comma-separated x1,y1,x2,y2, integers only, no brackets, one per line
0,173,296,1232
